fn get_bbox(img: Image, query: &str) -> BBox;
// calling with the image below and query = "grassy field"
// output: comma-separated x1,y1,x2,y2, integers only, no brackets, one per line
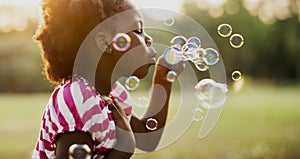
0,81,300,159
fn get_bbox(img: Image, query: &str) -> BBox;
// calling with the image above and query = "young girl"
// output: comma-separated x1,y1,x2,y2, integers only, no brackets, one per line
32,0,184,158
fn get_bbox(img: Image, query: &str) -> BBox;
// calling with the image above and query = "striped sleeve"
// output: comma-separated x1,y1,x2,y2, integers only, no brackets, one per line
109,81,133,117
48,79,112,142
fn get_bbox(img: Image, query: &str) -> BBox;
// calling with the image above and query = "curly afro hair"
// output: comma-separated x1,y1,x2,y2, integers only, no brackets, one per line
34,0,132,84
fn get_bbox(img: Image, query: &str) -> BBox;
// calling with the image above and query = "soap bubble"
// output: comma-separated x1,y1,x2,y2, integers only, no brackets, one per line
230,34,244,48
163,46,182,66
112,33,131,51
164,17,175,26
192,107,204,121
217,23,233,37
182,52,198,62
170,36,187,48
125,76,140,91
189,48,205,63
232,70,242,81
187,37,201,47
194,79,228,109
203,48,220,65
194,62,209,72
182,43,199,53
137,96,149,108
166,71,177,83
195,79,215,100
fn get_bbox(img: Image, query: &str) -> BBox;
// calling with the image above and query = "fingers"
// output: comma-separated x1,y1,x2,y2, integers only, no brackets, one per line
102,96,127,120
169,60,185,76
156,55,186,77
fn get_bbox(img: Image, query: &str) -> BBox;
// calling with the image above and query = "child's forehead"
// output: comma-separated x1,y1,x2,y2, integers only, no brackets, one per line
114,9,144,28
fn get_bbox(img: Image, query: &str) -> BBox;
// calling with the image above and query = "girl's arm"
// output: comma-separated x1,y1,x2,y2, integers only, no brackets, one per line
55,100,135,159
130,57,185,151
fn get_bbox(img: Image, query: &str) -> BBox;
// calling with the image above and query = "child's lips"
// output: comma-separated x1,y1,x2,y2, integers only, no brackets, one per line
152,57,157,63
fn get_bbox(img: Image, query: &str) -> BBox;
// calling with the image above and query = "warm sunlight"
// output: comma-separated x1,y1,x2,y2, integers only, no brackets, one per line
0,0,39,32
131,0,184,11
0,0,39,7
0,0,185,32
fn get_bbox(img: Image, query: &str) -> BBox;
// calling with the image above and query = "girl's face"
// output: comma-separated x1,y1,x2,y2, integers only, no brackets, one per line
111,7,157,79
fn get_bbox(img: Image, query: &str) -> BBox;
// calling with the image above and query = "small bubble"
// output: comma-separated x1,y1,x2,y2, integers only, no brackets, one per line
166,71,177,83
125,76,140,91
137,96,149,108
112,33,131,51
170,36,187,49
192,107,204,121
203,48,220,65
163,46,182,66
232,70,242,81
187,37,201,47
195,62,209,72
230,34,244,48
217,23,233,37
164,17,175,26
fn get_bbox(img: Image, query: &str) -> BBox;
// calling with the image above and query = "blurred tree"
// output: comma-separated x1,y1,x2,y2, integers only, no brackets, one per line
182,0,300,83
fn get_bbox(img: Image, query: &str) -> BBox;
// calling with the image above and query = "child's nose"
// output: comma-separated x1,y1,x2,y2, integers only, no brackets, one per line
145,34,153,47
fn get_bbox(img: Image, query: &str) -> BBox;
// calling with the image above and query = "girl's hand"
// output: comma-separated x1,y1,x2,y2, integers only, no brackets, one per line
155,56,185,78
103,97,136,155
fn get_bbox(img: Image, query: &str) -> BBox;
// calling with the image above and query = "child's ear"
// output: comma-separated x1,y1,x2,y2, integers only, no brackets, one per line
95,31,110,51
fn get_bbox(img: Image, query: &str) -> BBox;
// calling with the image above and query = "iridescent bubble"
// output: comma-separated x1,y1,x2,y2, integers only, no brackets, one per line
125,76,140,91
68,144,91,159
232,70,242,81
182,43,199,53
163,46,182,66
194,79,214,100
203,48,219,65
164,17,175,26
112,33,131,51
166,71,177,83
192,107,204,121
229,34,244,48
217,23,233,37
194,62,209,72
194,79,228,109
182,47,200,62
187,37,201,47
137,96,149,108
170,36,187,49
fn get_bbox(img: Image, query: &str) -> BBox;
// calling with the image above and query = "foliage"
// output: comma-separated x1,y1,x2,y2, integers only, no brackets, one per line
0,0,299,92
182,0,300,83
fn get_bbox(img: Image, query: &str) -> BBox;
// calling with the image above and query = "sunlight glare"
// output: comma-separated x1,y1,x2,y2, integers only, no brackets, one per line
130,0,185,20
0,0,39,32
0,0,39,7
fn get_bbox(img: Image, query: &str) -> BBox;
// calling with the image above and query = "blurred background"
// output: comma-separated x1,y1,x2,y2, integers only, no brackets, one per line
0,0,299,158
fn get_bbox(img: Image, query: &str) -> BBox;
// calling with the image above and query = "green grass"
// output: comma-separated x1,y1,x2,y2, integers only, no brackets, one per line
0,81,300,159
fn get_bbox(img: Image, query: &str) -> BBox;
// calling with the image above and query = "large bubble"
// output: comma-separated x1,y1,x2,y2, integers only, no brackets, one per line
194,79,228,109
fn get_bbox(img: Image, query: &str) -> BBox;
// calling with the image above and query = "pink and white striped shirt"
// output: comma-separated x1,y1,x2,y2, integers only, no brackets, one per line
32,77,133,159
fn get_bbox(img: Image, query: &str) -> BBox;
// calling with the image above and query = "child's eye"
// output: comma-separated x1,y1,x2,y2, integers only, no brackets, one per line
134,29,143,35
